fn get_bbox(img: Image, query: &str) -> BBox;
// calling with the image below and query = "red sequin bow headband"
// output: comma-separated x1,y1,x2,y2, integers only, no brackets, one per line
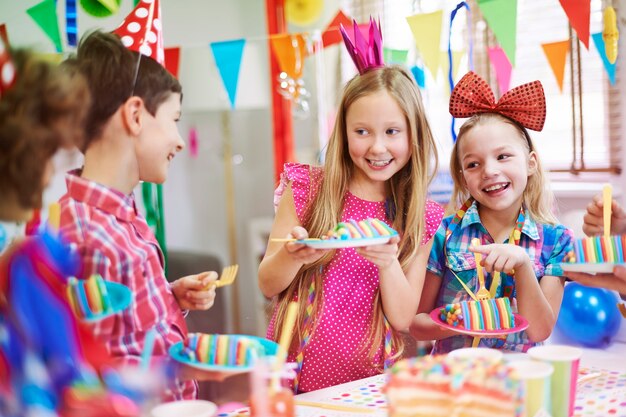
449,71,546,132
340,17,384,75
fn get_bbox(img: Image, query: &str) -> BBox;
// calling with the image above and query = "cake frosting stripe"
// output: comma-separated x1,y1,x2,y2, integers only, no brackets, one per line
441,297,514,331
182,333,266,367
323,218,398,240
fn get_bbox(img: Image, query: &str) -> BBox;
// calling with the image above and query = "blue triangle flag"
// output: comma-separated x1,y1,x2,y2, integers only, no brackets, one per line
410,65,426,89
591,32,616,85
210,39,246,109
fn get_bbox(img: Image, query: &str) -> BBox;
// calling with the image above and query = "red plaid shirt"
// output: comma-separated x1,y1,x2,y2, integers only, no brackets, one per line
58,171,196,401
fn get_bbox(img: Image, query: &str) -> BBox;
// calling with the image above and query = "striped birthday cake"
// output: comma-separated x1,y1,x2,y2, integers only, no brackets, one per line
181,333,262,367
66,274,113,320
439,298,515,331
562,235,625,264
323,218,397,240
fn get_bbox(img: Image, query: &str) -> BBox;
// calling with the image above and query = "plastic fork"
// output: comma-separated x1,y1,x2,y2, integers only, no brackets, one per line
204,264,238,290
471,238,490,301
214,264,238,288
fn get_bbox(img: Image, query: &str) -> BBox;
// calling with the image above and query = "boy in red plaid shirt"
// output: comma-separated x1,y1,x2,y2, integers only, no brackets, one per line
58,31,221,401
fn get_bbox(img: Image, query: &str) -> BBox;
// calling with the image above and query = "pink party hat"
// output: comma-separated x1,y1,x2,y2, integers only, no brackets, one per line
0,34,16,98
339,17,384,74
113,0,164,65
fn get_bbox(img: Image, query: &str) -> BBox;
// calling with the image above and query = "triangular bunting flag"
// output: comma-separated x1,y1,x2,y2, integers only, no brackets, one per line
322,9,353,47
97,0,121,13
27,0,63,52
210,39,246,109
559,0,590,49
270,34,307,79
487,46,512,93
384,48,409,65
592,32,616,85
406,10,443,79
440,50,465,82
113,0,164,64
541,40,570,92
164,47,180,78
476,0,517,66
410,65,426,89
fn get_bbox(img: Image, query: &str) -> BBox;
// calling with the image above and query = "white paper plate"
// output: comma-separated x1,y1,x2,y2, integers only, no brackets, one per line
299,236,393,249
560,263,625,274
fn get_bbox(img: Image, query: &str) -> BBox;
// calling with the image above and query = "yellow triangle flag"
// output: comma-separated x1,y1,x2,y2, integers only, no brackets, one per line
440,50,466,92
541,40,569,92
406,10,443,79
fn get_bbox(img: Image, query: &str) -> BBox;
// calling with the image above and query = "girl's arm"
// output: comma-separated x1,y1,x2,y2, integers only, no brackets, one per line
516,269,565,342
471,243,565,342
381,238,433,329
410,271,459,340
258,183,327,298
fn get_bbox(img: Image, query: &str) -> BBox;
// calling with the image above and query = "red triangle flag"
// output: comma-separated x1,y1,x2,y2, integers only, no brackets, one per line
113,0,164,65
164,47,180,78
0,28,16,98
322,9,353,47
558,0,590,49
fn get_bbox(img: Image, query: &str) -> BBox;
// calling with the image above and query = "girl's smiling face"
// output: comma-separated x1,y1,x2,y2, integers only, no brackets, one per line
346,90,411,199
458,120,537,219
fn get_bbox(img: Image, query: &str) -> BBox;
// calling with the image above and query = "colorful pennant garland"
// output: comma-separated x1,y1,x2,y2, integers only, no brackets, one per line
406,10,443,79
476,0,518,66
559,0,591,49
210,39,246,109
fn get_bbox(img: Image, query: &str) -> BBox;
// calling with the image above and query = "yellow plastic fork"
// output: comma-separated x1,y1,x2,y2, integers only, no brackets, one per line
471,238,490,301
209,264,239,289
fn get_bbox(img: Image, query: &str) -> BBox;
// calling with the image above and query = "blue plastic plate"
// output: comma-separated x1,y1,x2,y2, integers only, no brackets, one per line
81,281,132,323
169,334,279,372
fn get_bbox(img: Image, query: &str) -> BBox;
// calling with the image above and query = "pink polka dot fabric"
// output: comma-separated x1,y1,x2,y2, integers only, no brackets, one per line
268,163,443,393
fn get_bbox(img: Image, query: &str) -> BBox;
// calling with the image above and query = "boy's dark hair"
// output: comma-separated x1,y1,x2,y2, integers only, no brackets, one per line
71,30,182,151
0,49,90,210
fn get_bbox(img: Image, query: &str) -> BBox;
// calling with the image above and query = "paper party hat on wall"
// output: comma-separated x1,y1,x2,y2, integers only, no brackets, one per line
113,0,164,65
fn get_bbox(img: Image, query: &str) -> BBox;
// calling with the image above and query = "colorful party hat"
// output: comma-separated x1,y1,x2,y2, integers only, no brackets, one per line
113,0,164,65
0,32,16,98
339,17,384,74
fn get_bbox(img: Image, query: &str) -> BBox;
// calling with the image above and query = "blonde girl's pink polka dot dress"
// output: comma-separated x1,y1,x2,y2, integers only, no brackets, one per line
267,163,443,393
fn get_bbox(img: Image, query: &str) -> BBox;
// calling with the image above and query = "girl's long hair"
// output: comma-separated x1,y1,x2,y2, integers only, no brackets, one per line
449,113,557,224
272,66,438,370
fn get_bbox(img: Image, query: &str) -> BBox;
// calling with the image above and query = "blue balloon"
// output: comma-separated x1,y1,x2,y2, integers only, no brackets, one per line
556,282,622,347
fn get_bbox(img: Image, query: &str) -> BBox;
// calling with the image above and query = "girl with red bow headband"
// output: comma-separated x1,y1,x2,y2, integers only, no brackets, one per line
410,71,574,353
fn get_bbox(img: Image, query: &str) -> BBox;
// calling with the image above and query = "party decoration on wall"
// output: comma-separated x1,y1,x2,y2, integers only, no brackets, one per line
79,0,121,17
0,24,8,44
210,39,246,109
383,48,408,65
27,0,62,52
285,0,324,26
603,5,619,64
188,127,199,158
440,50,465,86
592,32,616,85
321,9,352,47
406,10,443,79
0,32,16,98
476,0,517,66
113,0,164,64
66,0,78,46
271,34,310,118
164,46,180,78
559,0,590,49
488,46,512,94
410,65,425,89
556,282,621,347
541,40,569,92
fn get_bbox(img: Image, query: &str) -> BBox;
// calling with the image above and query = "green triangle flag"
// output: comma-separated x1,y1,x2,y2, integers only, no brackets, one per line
27,0,62,52
477,0,517,66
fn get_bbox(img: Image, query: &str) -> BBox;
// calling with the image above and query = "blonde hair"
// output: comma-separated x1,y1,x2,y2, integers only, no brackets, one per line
272,66,438,370
449,113,557,224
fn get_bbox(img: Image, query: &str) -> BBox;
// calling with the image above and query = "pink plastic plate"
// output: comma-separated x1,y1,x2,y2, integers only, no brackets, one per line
429,306,529,337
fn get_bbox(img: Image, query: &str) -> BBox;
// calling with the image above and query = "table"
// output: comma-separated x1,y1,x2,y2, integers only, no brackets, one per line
217,345,626,417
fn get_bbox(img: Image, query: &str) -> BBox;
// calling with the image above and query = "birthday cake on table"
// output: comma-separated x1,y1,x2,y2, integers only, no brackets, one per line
66,274,113,320
385,355,522,417
438,298,515,331
562,235,625,264
181,333,262,367
322,218,397,240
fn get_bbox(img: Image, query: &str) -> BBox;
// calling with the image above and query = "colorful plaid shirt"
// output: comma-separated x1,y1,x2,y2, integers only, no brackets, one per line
427,201,573,353
58,171,196,401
